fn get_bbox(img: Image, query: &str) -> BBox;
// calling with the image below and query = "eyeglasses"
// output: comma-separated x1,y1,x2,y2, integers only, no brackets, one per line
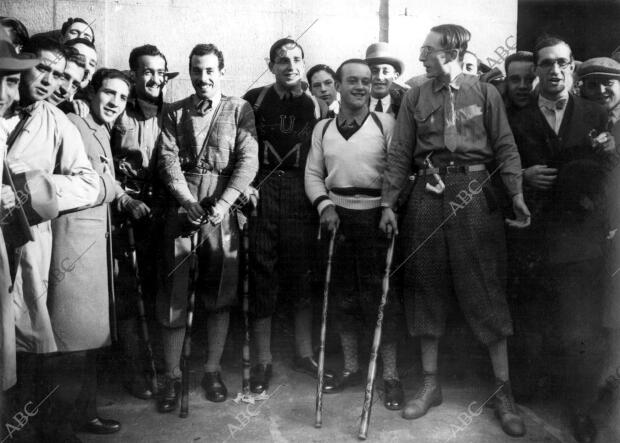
420,46,446,58
537,58,572,70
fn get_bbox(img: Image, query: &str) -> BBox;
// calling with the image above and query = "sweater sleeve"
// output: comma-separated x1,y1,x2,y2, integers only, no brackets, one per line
305,119,334,215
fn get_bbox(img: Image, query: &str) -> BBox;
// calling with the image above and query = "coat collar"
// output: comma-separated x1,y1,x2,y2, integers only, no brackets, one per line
83,113,112,161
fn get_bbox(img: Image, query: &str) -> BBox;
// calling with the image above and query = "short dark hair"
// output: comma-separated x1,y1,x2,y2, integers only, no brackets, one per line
269,38,304,64
65,46,86,69
188,43,224,71
430,24,471,61
60,17,95,43
22,35,68,61
90,68,131,94
504,51,534,73
335,58,369,83
64,37,96,52
306,64,336,85
129,44,169,72
0,16,29,47
533,35,572,65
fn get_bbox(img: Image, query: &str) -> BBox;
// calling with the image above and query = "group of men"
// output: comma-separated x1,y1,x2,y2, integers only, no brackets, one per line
0,14,619,443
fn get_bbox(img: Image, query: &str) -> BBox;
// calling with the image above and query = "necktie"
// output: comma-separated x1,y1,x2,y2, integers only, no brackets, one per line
375,99,383,112
555,99,567,110
444,86,458,152
196,99,212,115
282,92,291,102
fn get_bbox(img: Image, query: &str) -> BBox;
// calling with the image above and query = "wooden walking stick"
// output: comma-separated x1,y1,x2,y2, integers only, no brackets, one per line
315,227,337,428
358,233,397,440
180,230,200,418
239,203,257,399
126,219,158,396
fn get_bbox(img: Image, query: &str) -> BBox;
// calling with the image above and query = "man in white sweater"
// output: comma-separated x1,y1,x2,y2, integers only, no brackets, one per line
305,58,404,410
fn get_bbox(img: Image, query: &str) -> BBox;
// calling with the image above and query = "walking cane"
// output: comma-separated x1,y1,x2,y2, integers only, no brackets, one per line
180,229,200,418
126,219,158,396
241,205,257,397
107,209,118,343
358,232,397,440
315,227,337,428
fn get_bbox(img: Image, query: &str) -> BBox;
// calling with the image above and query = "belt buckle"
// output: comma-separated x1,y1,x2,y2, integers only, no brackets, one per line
445,164,459,174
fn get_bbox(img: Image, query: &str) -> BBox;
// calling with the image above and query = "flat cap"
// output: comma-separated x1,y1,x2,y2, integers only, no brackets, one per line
578,57,620,79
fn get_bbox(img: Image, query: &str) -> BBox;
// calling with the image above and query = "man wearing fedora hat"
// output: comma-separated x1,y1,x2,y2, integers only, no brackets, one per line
0,33,39,429
365,42,408,118
2,35,99,440
111,43,179,400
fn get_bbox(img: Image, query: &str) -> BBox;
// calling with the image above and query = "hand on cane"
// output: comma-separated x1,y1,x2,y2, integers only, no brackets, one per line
320,205,339,234
379,207,399,236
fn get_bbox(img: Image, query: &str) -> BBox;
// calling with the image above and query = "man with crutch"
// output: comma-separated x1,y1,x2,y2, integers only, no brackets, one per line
157,43,258,413
305,58,404,412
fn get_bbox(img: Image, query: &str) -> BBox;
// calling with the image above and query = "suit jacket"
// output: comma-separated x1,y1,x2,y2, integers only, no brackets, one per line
508,94,610,262
47,113,118,352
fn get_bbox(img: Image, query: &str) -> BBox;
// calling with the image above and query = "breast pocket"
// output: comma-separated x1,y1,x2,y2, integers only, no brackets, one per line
414,103,442,140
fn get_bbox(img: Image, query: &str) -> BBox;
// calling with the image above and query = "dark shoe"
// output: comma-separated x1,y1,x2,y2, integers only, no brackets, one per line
293,356,335,380
250,364,272,393
384,379,404,410
324,369,363,394
158,377,181,413
493,380,526,437
83,417,121,435
201,372,228,403
124,373,155,400
572,413,597,443
402,373,442,419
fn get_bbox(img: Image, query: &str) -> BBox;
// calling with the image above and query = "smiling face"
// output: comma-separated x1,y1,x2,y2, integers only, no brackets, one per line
91,77,129,123
337,62,371,112
190,53,223,100
581,76,620,112
0,72,21,117
369,63,399,99
20,49,67,104
47,60,86,106
62,21,94,43
134,54,167,102
269,44,304,89
506,60,536,108
309,69,337,105
535,43,574,100
71,43,97,88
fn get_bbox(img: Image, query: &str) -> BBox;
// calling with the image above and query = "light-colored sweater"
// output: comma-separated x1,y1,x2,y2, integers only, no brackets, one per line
305,112,395,214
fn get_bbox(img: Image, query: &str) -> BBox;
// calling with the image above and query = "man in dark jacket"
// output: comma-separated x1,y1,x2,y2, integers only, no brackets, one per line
365,42,408,118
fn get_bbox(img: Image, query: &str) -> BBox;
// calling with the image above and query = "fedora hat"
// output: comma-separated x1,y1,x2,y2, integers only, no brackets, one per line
0,39,38,71
365,42,404,74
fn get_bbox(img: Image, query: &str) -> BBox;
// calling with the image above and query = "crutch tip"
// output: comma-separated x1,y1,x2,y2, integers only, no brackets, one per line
315,422,322,429
179,411,188,419
357,433,368,441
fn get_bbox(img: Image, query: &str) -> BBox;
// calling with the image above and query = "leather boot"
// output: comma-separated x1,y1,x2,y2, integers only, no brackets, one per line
494,379,526,437
402,372,442,419
158,377,180,413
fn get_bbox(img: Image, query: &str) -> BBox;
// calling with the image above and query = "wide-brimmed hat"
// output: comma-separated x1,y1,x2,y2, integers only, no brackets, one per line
365,42,404,74
578,57,620,80
0,39,38,71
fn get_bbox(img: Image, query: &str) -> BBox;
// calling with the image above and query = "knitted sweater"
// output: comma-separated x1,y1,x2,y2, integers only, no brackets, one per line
305,112,394,214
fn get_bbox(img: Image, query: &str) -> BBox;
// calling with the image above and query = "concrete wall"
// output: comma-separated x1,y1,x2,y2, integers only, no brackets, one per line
1,0,517,101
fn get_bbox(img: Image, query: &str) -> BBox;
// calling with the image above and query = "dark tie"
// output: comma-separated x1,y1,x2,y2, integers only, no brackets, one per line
555,99,567,110
282,92,292,102
196,99,212,115
375,99,383,112
444,86,458,152
338,119,360,140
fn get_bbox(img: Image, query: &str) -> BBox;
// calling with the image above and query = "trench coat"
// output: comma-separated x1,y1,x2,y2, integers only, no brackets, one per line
6,101,99,357
47,113,118,352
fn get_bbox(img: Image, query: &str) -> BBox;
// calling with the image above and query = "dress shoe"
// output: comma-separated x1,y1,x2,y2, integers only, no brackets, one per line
493,380,526,437
158,377,181,413
250,364,272,393
572,413,597,443
201,371,228,402
293,356,335,380
124,373,155,400
324,369,363,394
83,417,121,435
402,373,442,419
384,378,404,410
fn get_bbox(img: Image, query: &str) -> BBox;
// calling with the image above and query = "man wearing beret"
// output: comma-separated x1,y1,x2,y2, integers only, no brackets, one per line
365,42,408,118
